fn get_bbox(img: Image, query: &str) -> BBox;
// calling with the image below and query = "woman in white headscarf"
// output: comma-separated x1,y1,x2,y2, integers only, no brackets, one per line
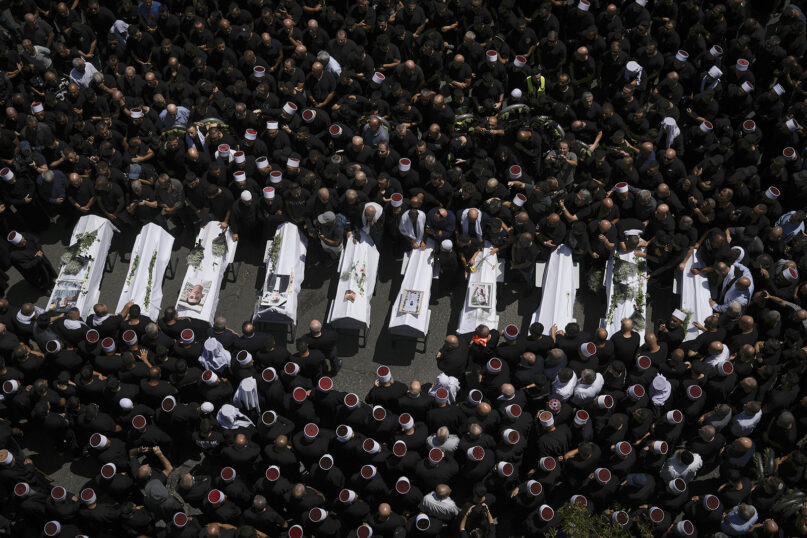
199,337,231,372
217,404,255,429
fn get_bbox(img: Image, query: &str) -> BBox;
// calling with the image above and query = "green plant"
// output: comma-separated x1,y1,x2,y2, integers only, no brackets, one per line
126,254,140,286
187,241,204,269
211,230,229,259
550,503,654,538
268,228,283,274
60,228,99,275
144,249,157,310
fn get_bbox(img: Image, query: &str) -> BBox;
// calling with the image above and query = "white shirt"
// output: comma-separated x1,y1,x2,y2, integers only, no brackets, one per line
551,372,578,402
570,373,604,405
721,505,758,536
704,346,730,372
660,453,703,482
69,62,99,88
730,410,762,437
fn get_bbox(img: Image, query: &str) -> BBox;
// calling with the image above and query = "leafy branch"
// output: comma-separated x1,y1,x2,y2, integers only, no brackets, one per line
144,249,157,310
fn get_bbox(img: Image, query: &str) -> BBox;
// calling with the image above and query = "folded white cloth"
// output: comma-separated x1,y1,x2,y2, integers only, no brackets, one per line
199,337,231,371
233,377,260,412
217,403,254,429
650,374,672,406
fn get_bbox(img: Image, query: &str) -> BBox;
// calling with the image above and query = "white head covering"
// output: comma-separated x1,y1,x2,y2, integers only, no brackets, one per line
658,117,681,149
649,374,672,406
199,337,232,371
428,372,460,403
233,377,260,412
625,61,642,84
217,403,255,429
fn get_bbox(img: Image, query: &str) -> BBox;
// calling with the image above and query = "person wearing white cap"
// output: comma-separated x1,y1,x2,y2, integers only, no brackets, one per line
7,231,57,292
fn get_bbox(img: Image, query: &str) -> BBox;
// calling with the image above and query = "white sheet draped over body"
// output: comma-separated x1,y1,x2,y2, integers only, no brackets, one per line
175,221,237,325
116,223,174,321
253,222,308,327
602,248,647,344
679,251,713,341
48,215,117,318
532,244,576,334
457,246,500,334
389,239,435,338
328,230,380,329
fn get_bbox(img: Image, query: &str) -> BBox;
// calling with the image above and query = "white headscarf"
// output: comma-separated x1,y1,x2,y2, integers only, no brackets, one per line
233,377,261,412
63,319,86,330
429,372,461,403
650,374,672,406
657,117,680,149
110,20,130,45
199,337,231,372
625,60,643,84
398,210,426,243
362,202,383,234
217,404,255,429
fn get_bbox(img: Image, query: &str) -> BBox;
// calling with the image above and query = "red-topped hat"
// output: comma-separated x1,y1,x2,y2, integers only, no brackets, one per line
289,524,304,538
44,522,61,537
628,384,645,399
101,463,116,479
572,495,587,508
372,406,386,421
360,464,376,479
616,441,632,456
580,342,597,357
595,467,611,484
319,454,333,470
468,446,485,461
302,109,315,122
704,494,720,511
85,329,100,343
131,415,147,430
173,512,188,527
540,456,556,471
208,489,224,504
486,358,502,373
575,410,590,425
304,423,319,440
649,506,664,523
363,438,380,454
265,466,280,481
390,193,404,207
14,483,29,497
435,387,449,403
122,330,137,345
262,368,276,382
527,480,542,496
344,393,359,407
505,404,521,419
395,476,410,493
393,440,407,457
284,362,299,376
309,507,326,522
399,413,414,430
180,328,194,343
503,324,519,340
614,182,629,193
686,385,702,400
318,377,333,391
636,355,651,369
51,486,67,502
292,387,307,402
429,448,444,463
540,505,554,521
357,524,373,538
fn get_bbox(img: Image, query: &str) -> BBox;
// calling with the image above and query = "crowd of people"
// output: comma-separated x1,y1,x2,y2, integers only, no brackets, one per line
0,0,807,536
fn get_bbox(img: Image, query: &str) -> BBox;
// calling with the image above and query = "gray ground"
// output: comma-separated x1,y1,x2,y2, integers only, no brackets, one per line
12,220,675,516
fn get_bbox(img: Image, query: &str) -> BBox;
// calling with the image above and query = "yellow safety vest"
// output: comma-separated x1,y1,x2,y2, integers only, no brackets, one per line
526,75,546,96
